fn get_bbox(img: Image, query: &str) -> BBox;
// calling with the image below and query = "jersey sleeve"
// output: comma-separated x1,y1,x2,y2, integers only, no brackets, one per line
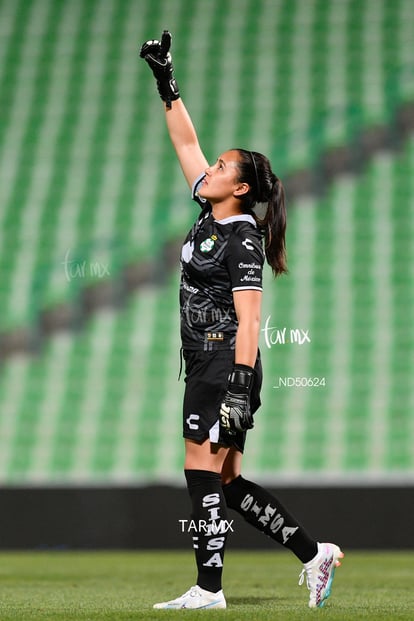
225,226,264,292
191,172,211,210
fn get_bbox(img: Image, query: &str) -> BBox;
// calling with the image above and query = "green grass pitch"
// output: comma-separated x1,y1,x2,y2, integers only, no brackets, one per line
0,550,413,620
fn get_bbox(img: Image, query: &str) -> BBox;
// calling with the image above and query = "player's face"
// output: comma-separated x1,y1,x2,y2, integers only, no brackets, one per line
198,150,242,203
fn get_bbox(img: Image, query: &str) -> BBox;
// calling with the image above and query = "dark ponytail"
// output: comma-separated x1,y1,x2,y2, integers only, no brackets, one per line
235,149,287,277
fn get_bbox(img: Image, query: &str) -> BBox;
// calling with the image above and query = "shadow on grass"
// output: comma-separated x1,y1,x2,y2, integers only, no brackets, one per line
227,596,278,605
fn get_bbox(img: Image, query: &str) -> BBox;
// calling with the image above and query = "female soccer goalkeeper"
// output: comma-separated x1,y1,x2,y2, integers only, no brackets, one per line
140,31,343,611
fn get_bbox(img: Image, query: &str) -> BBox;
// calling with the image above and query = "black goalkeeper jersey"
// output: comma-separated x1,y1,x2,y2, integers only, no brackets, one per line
180,174,265,351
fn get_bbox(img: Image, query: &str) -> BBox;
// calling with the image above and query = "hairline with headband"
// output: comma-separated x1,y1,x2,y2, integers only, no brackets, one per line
249,151,260,199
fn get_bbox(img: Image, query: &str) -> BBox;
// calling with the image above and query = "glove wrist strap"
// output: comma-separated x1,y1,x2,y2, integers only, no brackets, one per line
157,77,180,108
229,364,255,391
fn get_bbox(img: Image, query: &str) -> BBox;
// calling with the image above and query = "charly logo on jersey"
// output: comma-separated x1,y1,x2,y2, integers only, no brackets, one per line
242,238,254,251
200,234,217,253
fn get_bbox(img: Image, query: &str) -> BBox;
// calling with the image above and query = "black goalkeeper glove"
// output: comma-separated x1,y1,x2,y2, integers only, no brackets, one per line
219,364,255,441
139,30,180,109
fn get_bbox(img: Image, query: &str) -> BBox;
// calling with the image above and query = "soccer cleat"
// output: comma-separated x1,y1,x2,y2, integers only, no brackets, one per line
298,542,344,608
153,585,226,609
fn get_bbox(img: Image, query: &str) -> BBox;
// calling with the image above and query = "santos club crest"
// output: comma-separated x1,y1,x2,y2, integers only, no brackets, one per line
200,234,217,253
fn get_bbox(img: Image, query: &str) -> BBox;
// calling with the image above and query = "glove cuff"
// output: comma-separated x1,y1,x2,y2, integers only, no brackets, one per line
229,364,255,392
157,76,180,108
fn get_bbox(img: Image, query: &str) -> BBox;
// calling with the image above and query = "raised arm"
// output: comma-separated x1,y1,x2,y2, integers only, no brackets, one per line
164,99,208,188
140,31,208,188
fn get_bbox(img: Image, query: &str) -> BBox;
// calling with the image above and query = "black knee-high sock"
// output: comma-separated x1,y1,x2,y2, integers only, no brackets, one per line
185,469,229,593
222,475,317,563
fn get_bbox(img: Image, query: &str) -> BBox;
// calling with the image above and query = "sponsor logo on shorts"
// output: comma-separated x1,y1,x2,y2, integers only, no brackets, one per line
186,414,200,430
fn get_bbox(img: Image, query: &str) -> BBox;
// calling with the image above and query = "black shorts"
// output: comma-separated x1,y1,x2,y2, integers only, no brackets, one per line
182,349,262,453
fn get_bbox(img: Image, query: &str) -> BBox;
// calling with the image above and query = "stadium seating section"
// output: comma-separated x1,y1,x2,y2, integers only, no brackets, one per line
0,0,413,484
